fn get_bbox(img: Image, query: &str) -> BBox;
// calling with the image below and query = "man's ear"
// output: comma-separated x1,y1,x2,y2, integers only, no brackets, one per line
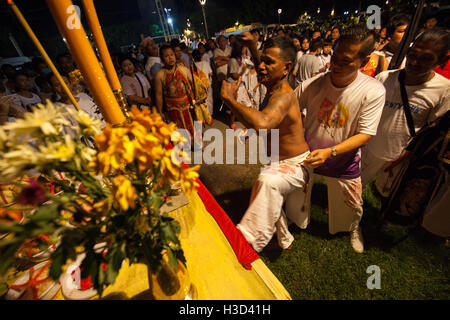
285,61,293,76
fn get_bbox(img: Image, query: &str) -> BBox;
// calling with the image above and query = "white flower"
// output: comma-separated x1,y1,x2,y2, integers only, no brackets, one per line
3,102,70,137
66,108,102,136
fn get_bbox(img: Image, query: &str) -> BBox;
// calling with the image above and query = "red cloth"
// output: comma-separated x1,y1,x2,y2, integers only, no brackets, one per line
434,57,450,79
194,177,260,270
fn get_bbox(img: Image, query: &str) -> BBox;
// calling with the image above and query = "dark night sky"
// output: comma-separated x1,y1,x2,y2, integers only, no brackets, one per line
0,0,438,58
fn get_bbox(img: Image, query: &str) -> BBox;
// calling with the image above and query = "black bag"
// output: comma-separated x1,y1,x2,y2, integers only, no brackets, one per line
379,110,450,227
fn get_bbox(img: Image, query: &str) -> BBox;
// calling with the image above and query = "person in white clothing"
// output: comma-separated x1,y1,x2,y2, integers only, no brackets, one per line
119,56,152,109
214,35,232,84
221,34,310,253
14,73,42,111
141,37,162,83
192,49,214,117
318,40,332,73
295,24,386,253
361,29,450,198
292,36,310,80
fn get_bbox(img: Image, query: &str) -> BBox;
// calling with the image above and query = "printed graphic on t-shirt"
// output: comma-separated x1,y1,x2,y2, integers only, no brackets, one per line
317,97,349,129
384,100,421,114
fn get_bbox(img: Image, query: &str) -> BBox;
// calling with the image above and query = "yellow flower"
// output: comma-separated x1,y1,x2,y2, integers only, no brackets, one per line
112,175,137,211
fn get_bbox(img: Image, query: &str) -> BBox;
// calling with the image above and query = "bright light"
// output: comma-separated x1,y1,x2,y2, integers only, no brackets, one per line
168,18,173,24
331,8,334,16
355,10,358,13
199,0,206,5
317,8,320,14
278,9,282,14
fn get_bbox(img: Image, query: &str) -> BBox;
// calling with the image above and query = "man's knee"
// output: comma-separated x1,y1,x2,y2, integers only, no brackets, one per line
257,173,285,190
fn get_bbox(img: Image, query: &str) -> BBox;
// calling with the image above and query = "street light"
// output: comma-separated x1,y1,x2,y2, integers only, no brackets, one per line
278,8,282,25
199,0,209,39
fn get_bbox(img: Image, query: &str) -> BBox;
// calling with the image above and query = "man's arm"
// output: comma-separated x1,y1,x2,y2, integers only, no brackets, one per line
303,133,372,168
215,56,230,67
239,32,260,69
221,79,289,130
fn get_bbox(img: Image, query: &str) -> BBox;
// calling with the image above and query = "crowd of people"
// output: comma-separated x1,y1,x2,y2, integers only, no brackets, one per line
0,10,448,254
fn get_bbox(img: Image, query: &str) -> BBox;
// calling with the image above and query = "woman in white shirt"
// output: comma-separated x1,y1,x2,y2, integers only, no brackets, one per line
192,49,214,117
14,73,42,111
119,56,152,109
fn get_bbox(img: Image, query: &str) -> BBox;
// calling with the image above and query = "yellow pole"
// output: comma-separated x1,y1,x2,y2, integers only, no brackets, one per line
46,0,126,126
81,0,128,116
7,0,81,111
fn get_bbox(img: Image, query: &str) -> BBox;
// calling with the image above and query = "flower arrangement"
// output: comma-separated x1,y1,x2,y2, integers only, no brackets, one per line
0,101,199,298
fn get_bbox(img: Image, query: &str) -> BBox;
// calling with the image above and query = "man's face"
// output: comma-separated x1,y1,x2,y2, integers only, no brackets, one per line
174,46,183,60
390,24,408,51
218,37,227,50
292,38,300,51
405,41,441,77
252,32,259,41
330,40,365,81
15,74,32,91
312,31,321,39
147,40,159,57
207,40,215,50
257,47,289,87
323,45,332,55
50,75,72,97
162,48,176,67
425,18,437,29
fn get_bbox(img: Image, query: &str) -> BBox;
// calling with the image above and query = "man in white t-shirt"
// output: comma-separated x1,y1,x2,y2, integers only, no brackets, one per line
293,39,322,86
214,35,232,83
361,29,450,199
141,37,162,83
295,25,386,253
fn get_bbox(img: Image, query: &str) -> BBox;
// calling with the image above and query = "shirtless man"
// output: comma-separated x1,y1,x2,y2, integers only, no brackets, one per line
220,33,310,252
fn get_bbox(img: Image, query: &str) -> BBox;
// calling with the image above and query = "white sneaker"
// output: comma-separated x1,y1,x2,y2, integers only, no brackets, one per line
350,227,364,253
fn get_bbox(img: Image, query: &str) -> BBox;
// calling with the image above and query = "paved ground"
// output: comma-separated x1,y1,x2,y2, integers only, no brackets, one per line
195,113,263,224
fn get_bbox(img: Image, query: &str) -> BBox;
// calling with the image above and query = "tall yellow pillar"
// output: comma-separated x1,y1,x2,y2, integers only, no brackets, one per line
46,0,126,125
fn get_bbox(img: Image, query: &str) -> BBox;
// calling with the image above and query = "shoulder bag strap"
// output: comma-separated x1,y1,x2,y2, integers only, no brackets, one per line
398,69,416,137
134,73,146,98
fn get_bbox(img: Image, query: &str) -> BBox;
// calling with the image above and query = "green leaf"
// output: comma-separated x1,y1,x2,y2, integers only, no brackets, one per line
49,245,66,280
0,223,24,234
167,248,178,270
160,222,178,244
0,282,8,297
29,203,59,222
0,242,23,275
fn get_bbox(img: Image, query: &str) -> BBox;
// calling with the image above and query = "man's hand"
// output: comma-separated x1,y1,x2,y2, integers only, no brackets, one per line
239,32,257,49
303,148,332,168
221,78,241,103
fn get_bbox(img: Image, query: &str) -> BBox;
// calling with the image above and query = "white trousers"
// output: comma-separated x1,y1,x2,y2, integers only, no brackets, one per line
237,151,310,252
361,148,405,197
296,168,364,235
